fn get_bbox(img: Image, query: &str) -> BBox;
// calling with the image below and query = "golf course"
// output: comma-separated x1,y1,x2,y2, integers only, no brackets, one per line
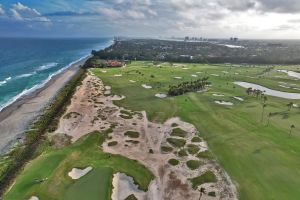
90,62,300,200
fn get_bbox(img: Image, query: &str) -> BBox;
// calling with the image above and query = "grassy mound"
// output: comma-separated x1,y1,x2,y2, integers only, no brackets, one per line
125,194,138,200
191,137,202,143
161,146,173,153
189,171,217,189
177,149,188,157
124,131,140,138
197,151,212,159
186,160,201,170
167,138,186,148
168,159,179,166
170,128,187,138
187,144,200,155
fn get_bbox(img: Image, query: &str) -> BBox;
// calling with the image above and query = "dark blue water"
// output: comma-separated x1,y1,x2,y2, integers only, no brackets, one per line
0,38,112,111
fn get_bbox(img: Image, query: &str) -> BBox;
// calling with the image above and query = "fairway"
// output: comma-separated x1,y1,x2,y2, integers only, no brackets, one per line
91,62,300,200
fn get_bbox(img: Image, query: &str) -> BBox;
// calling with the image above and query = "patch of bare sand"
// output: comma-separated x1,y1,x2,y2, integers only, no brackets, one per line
55,74,238,200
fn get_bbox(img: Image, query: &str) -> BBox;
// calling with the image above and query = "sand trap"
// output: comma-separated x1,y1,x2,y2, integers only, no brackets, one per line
155,93,167,98
129,80,136,83
215,101,233,106
233,97,244,101
105,86,111,90
28,196,39,200
114,74,122,77
196,72,202,74
211,74,219,77
182,68,189,70
112,173,146,200
191,74,198,77
174,77,182,79
68,166,93,180
101,70,107,73
142,84,152,89
235,73,239,75
279,85,290,89
213,94,224,97
293,104,299,108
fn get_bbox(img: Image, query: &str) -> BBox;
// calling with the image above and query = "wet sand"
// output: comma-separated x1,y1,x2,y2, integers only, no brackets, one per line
0,58,88,153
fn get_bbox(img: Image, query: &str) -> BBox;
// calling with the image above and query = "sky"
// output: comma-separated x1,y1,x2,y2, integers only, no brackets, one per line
1,0,300,39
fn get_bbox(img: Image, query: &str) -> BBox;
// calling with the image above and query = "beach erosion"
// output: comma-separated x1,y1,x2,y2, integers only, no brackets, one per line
0,58,88,153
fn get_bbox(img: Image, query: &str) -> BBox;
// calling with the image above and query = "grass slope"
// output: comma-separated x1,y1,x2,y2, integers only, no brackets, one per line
92,62,300,200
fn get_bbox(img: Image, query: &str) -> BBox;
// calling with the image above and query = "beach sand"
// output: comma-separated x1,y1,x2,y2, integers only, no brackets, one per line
0,58,88,153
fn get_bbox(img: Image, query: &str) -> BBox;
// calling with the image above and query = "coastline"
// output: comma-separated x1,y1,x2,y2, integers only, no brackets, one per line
0,57,89,153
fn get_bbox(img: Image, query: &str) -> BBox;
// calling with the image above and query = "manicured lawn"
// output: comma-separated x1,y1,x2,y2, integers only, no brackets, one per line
92,62,300,200
4,131,154,200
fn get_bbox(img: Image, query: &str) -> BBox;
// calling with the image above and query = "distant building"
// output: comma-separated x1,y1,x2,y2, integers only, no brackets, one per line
105,60,124,68
230,37,239,42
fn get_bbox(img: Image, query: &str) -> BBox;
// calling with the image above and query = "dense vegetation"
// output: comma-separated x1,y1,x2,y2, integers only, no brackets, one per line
168,77,210,96
92,39,300,64
0,69,86,197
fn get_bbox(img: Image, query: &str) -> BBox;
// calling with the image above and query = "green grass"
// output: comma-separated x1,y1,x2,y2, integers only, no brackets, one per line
191,136,202,143
196,150,212,159
124,131,140,138
161,146,173,153
125,194,138,200
177,149,188,157
187,144,200,155
168,159,179,166
186,160,201,170
4,131,154,200
189,171,217,189
91,62,300,200
170,128,187,138
166,138,186,148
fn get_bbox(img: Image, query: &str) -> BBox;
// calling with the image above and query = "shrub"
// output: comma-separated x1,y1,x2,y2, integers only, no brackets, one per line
191,137,202,143
189,171,217,189
170,128,187,138
125,194,137,200
187,144,200,155
197,150,212,159
124,131,140,138
178,149,188,157
161,146,173,153
208,191,216,197
167,138,186,148
168,159,179,166
108,141,118,146
186,160,201,170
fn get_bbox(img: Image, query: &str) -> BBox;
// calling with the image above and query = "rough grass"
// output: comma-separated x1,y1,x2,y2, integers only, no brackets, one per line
170,128,187,138
4,131,154,199
166,138,186,148
161,146,173,153
197,151,212,159
191,136,202,143
187,144,200,155
189,171,217,189
186,160,202,170
177,149,188,157
125,194,138,200
168,159,179,166
92,62,300,200
124,131,140,138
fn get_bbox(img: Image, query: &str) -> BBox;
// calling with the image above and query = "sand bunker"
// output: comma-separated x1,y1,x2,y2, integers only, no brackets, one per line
155,93,167,98
233,97,244,101
101,70,107,73
182,68,189,70
191,74,198,77
112,173,146,200
174,77,182,79
129,80,136,83
293,104,299,108
142,84,152,89
215,101,233,106
68,166,93,180
114,74,122,77
211,74,220,77
213,94,225,97
279,85,290,89
28,196,39,200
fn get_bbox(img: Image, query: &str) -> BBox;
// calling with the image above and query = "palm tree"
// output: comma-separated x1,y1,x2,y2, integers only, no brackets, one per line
267,112,273,126
199,187,206,200
290,125,295,136
263,95,268,103
261,104,267,123
287,102,293,111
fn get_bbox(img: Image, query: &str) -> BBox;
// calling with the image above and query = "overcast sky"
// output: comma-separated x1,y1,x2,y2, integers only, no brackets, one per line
1,0,300,39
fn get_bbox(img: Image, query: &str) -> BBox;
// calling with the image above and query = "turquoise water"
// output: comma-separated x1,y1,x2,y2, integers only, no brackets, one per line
0,38,112,111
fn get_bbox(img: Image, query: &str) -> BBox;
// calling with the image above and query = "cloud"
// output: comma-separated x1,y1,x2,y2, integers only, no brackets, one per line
0,4,5,15
10,2,51,22
44,11,95,17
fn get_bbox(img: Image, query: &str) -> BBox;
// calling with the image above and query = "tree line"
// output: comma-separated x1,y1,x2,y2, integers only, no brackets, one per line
168,77,210,96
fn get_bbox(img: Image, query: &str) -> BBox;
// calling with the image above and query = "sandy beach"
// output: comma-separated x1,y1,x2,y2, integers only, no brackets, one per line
0,58,88,153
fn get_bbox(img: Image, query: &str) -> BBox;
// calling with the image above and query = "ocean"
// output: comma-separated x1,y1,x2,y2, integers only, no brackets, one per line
0,37,112,111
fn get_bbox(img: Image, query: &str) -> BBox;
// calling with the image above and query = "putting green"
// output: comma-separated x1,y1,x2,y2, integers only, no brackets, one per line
92,61,300,200
4,131,154,200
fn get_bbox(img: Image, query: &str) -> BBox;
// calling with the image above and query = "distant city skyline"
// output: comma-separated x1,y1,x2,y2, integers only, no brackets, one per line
1,0,300,39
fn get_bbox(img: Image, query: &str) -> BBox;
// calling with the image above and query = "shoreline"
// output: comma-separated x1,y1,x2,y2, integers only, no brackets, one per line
0,57,89,153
